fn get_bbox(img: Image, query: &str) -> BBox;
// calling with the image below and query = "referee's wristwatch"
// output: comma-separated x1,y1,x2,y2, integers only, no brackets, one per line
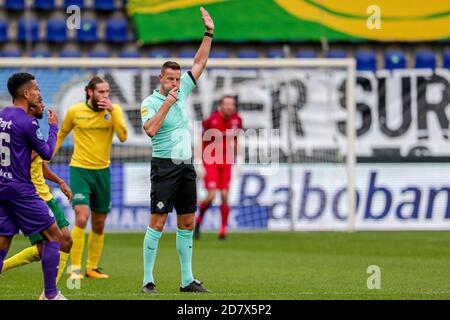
204,31,213,38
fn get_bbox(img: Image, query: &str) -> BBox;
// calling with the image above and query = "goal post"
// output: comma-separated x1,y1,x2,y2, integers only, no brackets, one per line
0,57,356,232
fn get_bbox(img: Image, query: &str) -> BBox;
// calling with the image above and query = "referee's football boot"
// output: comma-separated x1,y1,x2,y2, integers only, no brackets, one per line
142,282,158,294
180,279,211,293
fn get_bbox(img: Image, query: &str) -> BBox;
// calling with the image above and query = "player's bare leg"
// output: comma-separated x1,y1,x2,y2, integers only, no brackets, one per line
0,235,12,274
219,189,230,240
85,212,109,279
194,188,217,239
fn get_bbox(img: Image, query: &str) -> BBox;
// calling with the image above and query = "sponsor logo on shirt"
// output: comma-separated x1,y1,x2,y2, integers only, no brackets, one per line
0,168,13,179
104,114,111,121
73,193,86,200
0,118,13,130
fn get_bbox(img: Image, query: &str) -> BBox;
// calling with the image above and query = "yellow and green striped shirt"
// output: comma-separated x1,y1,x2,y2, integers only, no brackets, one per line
55,102,128,169
30,156,53,202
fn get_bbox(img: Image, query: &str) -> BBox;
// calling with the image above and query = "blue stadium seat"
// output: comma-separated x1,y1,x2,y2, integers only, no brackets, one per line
5,0,25,10
59,50,81,58
77,19,98,42
119,51,140,58
105,18,128,43
64,0,84,9
355,50,377,71
415,50,436,69
267,49,285,58
384,50,406,70
147,49,171,58
210,50,230,58
236,50,259,58
18,18,40,42
94,0,115,11
443,51,450,69
177,49,196,58
88,50,110,58
325,50,347,58
46,19,67,43
1,50,21,57
295,50,318,58
35,0,56,10
0,20,8,43
32,50,51,58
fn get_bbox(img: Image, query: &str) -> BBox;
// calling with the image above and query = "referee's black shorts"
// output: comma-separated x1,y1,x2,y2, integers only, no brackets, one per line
150,157,197,215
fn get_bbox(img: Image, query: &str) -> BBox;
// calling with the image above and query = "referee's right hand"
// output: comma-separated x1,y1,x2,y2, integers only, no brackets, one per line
167,87,179,104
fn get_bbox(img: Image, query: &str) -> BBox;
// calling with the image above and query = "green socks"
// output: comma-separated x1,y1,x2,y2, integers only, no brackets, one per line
176,228,195,288
143,227,162,286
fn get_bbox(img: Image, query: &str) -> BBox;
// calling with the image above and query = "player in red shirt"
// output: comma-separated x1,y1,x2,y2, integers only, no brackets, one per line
194,95,242,240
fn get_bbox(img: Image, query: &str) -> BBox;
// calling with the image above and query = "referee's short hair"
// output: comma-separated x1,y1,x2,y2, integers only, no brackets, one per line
161,61,181,74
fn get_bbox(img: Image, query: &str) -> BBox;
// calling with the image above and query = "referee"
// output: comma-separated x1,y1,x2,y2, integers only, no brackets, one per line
140,7,214,293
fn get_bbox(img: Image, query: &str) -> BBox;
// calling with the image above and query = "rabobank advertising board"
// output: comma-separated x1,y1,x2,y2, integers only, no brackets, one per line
51,163,450,232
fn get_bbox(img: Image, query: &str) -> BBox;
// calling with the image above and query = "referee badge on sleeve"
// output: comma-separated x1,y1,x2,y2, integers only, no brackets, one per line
141,107,149,118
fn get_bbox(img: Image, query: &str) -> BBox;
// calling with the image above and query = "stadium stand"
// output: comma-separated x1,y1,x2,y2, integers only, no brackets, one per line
88,50,110,58
46,18,68,43
355,50,377,71
415,50,436,69
0,49,21,57
5,0,25,11
147,49,171,58
105,18,129,43
76,18,98,42
31,49,51,58
0,1,447,68
0,19,7,42
17,18,40,42
267,49,285,59
384,50,407,70
94,0,115,11
236,49,259,59
325,49,347,58
59,49,81,58
35,0,56,11
177,49,197,58
295,49,318,58
64,0,85,9
444,50,450,69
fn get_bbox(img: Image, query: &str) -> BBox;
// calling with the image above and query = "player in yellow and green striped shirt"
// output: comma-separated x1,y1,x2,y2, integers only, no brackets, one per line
54,76,128,280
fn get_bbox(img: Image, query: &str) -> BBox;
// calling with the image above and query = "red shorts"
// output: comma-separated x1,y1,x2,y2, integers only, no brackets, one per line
203,163,232,190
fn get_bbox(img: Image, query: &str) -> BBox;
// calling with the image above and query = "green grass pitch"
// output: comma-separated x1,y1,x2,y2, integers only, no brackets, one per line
1,231,449,300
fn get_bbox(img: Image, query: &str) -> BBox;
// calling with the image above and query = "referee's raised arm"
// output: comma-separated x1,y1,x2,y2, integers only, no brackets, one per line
191,6,215,81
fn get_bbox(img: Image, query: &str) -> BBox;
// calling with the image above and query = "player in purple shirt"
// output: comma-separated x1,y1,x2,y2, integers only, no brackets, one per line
0,72,66,300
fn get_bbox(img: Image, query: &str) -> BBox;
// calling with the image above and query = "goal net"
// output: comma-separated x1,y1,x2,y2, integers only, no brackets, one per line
0,58,356,232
